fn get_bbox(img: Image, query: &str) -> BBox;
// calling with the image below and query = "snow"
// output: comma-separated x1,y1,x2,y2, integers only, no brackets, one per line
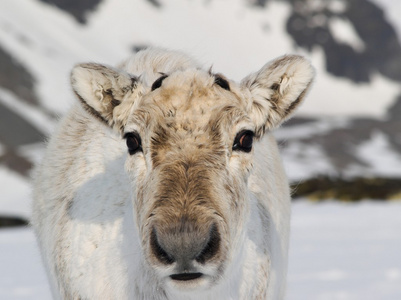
0,167,32,218
354,131,401,177
287,201,401,300
328,0,347,14
0,88,55,136
1,0,401,298
374,0,401,41
1,201,400,299
274,117,350,141
281,141,336,181
296,48,400,119
328,17,365,52
0,228,50,299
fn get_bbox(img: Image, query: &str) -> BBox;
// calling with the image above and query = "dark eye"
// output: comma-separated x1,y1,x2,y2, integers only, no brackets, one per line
124,132,142,155
232,130,254,153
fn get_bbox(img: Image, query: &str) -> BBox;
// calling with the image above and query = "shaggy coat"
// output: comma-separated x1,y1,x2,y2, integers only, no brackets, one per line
32,48,314,300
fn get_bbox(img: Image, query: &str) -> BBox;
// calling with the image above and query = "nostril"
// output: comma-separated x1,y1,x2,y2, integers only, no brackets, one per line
195,224,220,264
150,228,175,264
170,272,203,281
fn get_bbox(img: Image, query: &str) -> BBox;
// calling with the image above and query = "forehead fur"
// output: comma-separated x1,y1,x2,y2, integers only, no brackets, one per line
129,69,251,135
122,48,201,86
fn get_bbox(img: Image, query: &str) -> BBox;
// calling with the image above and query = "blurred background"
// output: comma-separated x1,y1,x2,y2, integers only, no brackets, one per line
0,0,400,299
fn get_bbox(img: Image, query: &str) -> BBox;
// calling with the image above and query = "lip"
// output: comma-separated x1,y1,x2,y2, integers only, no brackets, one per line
166,272,211,291
170,272,203,281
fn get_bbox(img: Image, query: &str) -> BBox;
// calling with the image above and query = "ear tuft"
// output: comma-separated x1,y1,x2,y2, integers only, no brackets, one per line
242,55,314,134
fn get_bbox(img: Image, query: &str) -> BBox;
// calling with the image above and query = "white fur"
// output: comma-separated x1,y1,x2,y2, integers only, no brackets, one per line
32,48,314,299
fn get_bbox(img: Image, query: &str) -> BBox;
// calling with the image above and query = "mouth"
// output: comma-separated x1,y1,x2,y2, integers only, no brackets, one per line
170,272,203,281
167,271,210,290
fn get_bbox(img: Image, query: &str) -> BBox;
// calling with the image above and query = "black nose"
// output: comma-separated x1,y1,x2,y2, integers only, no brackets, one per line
150,222,221,267
194,223,220,264
150,228,175,264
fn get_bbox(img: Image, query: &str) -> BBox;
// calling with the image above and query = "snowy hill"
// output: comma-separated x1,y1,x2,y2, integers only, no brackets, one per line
1,0,401,218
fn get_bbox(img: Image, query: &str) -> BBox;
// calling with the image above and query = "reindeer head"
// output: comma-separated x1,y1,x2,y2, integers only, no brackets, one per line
70,51,314,292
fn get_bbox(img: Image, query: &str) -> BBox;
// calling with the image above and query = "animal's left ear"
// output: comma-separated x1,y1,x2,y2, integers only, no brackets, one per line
241,55,314,135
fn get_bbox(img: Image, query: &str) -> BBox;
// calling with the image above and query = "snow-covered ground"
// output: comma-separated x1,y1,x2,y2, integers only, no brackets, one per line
287,201,401,300
1,201,400,300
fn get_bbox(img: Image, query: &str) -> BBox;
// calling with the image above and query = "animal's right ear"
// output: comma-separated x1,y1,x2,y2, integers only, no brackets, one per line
71,63,144,130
